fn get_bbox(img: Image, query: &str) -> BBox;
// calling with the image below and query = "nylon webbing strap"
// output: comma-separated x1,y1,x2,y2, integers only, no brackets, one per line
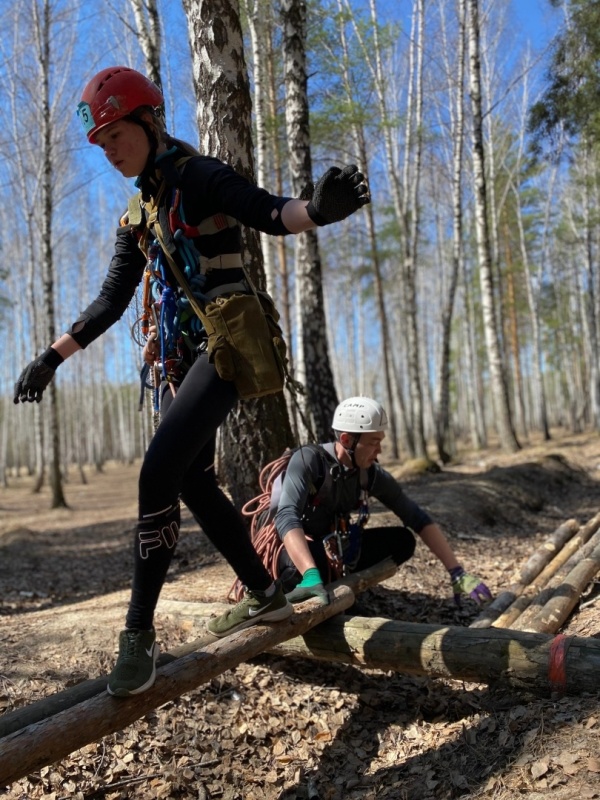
152,216,207,322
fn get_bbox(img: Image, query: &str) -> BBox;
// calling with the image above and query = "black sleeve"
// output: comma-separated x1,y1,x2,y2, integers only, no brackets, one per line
67,226,146,349
180,157,294,236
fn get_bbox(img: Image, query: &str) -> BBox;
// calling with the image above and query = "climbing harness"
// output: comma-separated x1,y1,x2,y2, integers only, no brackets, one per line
230,443,372,601
130,152,294,406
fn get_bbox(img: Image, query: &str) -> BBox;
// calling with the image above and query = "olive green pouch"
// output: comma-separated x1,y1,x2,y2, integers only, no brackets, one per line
201,290,287,399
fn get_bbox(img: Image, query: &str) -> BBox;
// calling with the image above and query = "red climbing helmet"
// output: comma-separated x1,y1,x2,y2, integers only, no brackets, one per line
77,66,164,143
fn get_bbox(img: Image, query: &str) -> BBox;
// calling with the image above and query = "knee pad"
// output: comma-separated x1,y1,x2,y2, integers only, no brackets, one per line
137,502,180,560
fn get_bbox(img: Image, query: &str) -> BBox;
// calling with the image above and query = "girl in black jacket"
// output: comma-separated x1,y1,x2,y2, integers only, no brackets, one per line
14,66,370,697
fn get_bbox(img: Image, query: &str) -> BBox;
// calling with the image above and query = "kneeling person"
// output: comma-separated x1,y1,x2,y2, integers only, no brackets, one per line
275,396,492,608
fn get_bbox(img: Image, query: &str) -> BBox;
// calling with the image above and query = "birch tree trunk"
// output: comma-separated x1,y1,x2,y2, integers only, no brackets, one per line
265,40,298,437
281,0,338,441
5,13,45,487
581,146,600,429
401,0,427,459
435,0,466,462
244,0,278,298
182,0,293,506
35,0,67,508
465,0,519,453
128,0,162,88
514,183,550,439
334,0,399,457
347,0,411,452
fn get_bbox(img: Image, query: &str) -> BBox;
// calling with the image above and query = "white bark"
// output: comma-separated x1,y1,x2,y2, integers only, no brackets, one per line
466,0,519,452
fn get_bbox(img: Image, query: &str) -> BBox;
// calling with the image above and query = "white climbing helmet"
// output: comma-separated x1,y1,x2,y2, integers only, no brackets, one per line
332,396,388,434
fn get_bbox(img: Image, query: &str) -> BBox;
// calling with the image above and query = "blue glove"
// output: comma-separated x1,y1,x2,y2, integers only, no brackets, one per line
285,568,330,606
450,566,492,606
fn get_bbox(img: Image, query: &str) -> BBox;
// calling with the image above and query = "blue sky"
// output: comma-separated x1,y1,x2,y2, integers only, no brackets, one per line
512,0,562,51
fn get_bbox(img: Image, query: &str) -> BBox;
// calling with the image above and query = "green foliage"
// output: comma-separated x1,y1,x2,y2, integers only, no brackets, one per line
529,0,600,155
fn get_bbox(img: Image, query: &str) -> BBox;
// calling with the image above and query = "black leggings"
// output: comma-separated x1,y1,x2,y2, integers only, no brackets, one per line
277,526,417,593
126,352,272,629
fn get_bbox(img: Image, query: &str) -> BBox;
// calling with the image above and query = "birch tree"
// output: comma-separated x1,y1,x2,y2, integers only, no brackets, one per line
332,0,400,458
465,0,519,452
243,0,278,297
33,0,71,506
344,0,412,452
433,0,467,462
127,0,162,88
281,0,338,441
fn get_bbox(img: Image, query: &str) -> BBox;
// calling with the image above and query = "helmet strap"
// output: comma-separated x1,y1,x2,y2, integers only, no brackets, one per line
127,111,160,196
337,431,361,469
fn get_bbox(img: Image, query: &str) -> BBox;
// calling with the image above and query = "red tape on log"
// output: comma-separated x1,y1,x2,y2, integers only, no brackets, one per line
548,634,572,694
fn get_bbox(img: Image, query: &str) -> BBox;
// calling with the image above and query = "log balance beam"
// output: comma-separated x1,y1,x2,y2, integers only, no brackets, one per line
0,584,356,787
161,601,600,699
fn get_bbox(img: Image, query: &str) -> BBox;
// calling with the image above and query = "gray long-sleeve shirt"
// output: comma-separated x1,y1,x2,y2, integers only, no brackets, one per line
275,444,433,540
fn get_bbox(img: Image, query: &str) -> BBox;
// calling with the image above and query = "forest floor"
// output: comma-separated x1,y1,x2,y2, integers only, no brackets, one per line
2,428,600,800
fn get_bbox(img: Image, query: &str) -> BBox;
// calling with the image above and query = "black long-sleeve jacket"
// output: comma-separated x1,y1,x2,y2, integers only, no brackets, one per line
68,145,293,348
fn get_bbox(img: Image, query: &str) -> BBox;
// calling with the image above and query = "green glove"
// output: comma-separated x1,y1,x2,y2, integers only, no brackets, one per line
285,568,330,606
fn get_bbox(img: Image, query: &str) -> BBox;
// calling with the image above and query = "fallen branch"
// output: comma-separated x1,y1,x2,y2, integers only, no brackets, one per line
0,585,355,787
470,519,579,629
0,558,396,740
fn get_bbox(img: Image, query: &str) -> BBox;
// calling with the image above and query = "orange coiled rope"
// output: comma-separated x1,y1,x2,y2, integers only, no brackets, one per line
229,452,293,602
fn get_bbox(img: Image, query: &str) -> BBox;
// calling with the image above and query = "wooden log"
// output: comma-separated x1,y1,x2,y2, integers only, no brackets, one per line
155,558,399,623
0,559,396,740
513,525,600,631
0,631,217,740
266,615,600,697
520,541,600,634
470,519,579,629
492,513,600,629
328,557,397,593
0,586,355,787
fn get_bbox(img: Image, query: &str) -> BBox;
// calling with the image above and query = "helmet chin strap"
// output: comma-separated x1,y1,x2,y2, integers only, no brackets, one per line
129,112,160,199
339,432,361,469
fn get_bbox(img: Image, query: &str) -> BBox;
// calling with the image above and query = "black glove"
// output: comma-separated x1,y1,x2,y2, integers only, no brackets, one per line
14,347,64,404
306,164,370,226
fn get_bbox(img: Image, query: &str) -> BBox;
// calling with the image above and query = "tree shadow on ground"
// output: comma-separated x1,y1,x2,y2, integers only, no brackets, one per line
264,653,600,800
0,512,218,617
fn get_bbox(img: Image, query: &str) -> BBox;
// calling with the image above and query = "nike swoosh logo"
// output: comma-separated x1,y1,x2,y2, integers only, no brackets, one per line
248,607,264,616
145,646,155,658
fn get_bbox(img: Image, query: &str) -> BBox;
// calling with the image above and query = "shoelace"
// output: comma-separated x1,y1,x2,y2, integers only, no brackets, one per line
122,631,142,657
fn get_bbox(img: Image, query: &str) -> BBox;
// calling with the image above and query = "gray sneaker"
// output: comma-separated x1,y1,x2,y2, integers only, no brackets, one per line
107,628,159,697
207,582,293,638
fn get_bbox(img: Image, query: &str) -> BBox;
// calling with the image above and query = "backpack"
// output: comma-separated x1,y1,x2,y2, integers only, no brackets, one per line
230,443,370,601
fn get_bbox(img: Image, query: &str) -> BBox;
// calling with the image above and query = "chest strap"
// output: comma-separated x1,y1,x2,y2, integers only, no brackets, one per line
199,253,243,272
202,281,249,302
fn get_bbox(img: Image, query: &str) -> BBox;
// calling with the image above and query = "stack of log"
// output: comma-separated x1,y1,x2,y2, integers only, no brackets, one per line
471,512,600,633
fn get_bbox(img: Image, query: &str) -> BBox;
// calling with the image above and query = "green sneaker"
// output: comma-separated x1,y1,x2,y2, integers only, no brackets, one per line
207,582,293,638
106,628,159,697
